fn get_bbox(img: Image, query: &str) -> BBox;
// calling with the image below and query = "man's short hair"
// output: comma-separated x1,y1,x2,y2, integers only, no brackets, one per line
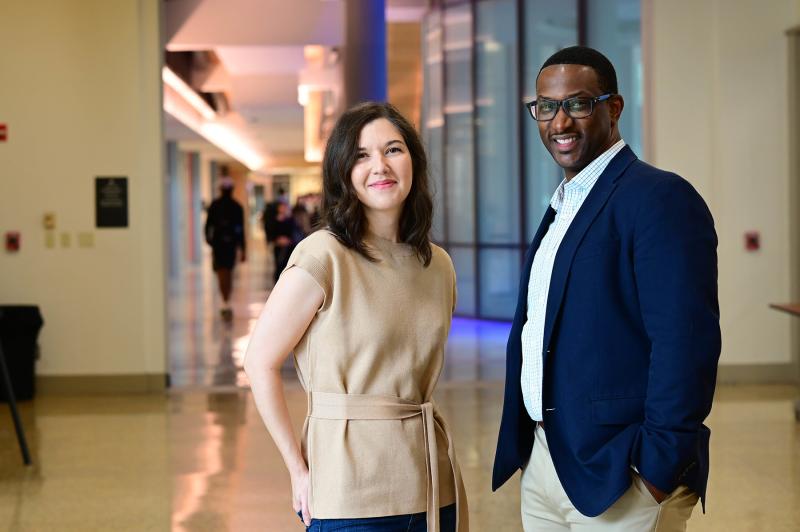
539,46,618,95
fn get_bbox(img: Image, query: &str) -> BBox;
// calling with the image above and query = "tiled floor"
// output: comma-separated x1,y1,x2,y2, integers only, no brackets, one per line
1,240,799,531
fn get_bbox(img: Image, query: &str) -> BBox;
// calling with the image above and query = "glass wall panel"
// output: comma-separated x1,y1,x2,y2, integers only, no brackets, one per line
479,248,521,319
443,3,475,244
427,127,446,242
522,0,578,241
586,0,642,157
451,247,477,315
476,0,520,244
422,9,446,241
420,1,641,319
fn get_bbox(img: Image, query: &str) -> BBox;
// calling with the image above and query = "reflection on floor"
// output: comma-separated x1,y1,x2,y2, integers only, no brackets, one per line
167,242,513,390
167,244,270,390
1,240,799,531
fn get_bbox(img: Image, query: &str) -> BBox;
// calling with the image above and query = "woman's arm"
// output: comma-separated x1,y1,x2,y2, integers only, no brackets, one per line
243,267,324,526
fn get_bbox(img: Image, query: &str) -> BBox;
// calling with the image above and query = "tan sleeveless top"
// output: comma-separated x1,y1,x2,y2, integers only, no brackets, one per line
284,230,468,530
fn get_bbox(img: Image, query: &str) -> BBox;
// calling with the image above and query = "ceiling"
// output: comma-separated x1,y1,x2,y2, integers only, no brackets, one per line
162,0,428,171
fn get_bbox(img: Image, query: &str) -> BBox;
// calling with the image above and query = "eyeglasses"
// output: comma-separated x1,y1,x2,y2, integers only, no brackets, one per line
525,94,614,121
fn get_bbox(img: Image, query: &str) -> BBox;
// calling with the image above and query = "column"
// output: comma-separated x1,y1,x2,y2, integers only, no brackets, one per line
344,0,387,107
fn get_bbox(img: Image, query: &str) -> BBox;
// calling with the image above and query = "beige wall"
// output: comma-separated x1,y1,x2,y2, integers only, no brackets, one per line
0,0,166,381
650,0,800,365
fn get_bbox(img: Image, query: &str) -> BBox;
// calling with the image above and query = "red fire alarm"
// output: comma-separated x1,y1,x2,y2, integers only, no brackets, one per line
0,124,7,142
744,231,760,251
5,231,20,252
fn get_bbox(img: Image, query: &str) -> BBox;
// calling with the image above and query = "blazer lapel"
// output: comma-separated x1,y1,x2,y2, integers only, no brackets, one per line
541,146,638,354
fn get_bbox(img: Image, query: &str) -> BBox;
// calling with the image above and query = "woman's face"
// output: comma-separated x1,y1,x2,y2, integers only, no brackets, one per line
350,118,413,219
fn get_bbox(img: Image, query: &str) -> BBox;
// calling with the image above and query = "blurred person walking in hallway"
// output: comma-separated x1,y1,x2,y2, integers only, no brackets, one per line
493,46,720,531
263,186,290,245
291,203,312,243
269,202,297,285
244,102,468,531
263,188,298,285
204,175,246,322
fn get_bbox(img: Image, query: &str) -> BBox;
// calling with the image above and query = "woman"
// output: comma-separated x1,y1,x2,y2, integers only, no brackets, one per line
243,102,468,532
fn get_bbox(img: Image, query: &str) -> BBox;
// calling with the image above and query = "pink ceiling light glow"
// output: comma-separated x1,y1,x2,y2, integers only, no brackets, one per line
162,66,266,171
162,66,216,120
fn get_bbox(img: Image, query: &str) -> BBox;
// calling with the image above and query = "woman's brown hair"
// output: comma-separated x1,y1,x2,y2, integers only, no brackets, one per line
321,102,433,266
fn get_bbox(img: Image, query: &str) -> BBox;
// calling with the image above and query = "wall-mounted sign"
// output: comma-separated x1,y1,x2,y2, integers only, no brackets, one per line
95,177,128,228
5,231,20,252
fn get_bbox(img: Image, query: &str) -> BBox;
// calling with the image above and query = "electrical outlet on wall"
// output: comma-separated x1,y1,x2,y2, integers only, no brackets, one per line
77,232,94,248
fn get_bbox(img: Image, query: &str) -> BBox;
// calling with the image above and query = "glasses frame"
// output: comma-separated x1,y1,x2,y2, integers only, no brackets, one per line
525,93,615,121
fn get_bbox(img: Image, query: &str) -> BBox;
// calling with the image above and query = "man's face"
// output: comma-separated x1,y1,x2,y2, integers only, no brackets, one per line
277,203,289,220
535,64,623,180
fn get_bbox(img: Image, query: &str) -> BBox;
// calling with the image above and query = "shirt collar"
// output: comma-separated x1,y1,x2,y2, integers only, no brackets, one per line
550,139,626,211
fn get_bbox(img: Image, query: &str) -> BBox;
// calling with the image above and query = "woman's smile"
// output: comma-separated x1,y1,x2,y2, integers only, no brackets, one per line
369,179,397,190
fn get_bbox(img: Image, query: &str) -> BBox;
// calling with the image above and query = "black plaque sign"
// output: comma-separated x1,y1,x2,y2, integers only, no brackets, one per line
95,177,128,228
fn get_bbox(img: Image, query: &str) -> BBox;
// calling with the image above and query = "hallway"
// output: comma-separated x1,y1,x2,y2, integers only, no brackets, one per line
1,239,799,531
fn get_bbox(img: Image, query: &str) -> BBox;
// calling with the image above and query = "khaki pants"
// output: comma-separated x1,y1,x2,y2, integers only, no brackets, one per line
521,424,698,531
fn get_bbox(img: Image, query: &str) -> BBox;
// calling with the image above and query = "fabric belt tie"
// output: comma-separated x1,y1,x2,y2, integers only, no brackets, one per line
308,391,468,532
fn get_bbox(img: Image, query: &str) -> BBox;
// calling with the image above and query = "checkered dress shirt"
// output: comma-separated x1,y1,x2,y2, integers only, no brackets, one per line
520,139,627,421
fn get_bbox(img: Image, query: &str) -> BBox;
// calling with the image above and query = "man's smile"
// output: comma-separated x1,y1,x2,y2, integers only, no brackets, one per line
552,134,579,152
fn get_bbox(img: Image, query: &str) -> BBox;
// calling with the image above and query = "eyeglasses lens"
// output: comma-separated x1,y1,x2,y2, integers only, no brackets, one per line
566,98,592,118
532,97,594,120
534,101,557,120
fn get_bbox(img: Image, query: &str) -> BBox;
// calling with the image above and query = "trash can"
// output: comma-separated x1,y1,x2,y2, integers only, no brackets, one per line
0,305,44,402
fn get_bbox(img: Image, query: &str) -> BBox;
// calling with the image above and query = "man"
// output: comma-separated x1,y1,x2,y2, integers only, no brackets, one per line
492,46,720,531
262,188,296,284
204,176,246,321
262,187,289,245
269,201,296,284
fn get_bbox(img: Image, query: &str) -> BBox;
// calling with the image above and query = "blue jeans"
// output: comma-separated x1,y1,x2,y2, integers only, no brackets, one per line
297,504,456,531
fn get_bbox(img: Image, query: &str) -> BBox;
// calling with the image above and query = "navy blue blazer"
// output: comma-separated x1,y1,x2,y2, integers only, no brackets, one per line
492,146,721,517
